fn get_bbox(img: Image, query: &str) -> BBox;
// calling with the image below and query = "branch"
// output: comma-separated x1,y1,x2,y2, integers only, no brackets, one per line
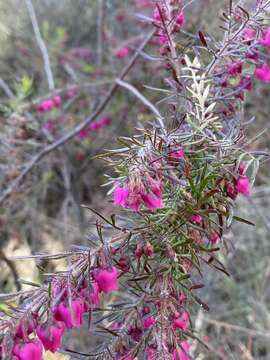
115,79,166,135
24,0,55,90
0,29,155,205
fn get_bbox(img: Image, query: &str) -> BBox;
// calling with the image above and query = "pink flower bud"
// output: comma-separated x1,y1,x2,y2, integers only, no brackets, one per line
235,175,250,195
228,62,242,76
52,95,62,107
53,299,83,329
210,231,221,244
143,242,154,257
172,340,191,360
169,146,185,159
93,266,118,294
190,214,202,225
13,339,43,360
115,47,129,59
36,321,65,353
173,311,189,331
175,12,185,27
143,316,156,329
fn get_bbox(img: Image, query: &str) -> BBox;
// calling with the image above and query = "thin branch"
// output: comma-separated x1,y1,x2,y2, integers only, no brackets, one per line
97,0,105,65
115,79,166,135
24,0,55,90
0,29,155,205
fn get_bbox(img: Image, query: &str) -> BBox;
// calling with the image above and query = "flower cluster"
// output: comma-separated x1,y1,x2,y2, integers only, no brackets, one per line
0,266,119,359
78,116,112,140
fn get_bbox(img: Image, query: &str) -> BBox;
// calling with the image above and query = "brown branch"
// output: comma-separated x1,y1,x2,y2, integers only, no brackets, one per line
0,29,155,205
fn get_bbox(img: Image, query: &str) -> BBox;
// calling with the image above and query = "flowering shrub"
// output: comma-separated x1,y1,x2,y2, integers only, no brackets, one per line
0,0,270,359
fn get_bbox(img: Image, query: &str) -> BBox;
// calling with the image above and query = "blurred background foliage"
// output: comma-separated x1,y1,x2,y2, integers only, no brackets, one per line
0,0,269,359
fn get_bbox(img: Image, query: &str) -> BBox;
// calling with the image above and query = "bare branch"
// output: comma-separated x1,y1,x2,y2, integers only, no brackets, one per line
24,0,55,90
116,79,166,135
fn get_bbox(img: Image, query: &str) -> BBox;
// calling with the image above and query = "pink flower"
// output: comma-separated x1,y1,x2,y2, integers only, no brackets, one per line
147,347,157,360
53,299,83,329
159,34,169,45
259,28,270,48
190,214,202,225
240,76,252,91
172,340,190,360
52,95,61,107
141,193,163,210
37,99,55,112
80,282,100,311
255,63,270,82
143,316,156,329
210,232,220,244
235,175,250,195
169,146,185,159
13,339,43,360
153,7,162,21
36,321,65,353
228,62,242,76
15,319,36,339
78,128,90,140
175,12,185,27
114,184,129,208
93,266,118,294
173,311,189,331
246,51,258,61
115,47,129,58
99,116,112,127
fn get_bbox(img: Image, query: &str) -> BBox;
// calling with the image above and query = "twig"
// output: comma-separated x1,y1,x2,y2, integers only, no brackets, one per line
97,0,105,65
24,0,55,90
115,79,166,135
0,29,155,205
203,318,270,338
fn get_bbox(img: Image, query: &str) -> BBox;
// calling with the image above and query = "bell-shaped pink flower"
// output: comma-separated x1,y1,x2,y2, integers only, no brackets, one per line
235,176,250,195
176,12,185,26
53,299,83,329
115,47,129,59
255,63,270,82
260,28,270,48
172,340,190,360
114,184,129,208
143,316,156,329
141,193,162,210
93,266,118,294
37,99,55,112
36,321,65,353
173,311,189,331
13,339,43,360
